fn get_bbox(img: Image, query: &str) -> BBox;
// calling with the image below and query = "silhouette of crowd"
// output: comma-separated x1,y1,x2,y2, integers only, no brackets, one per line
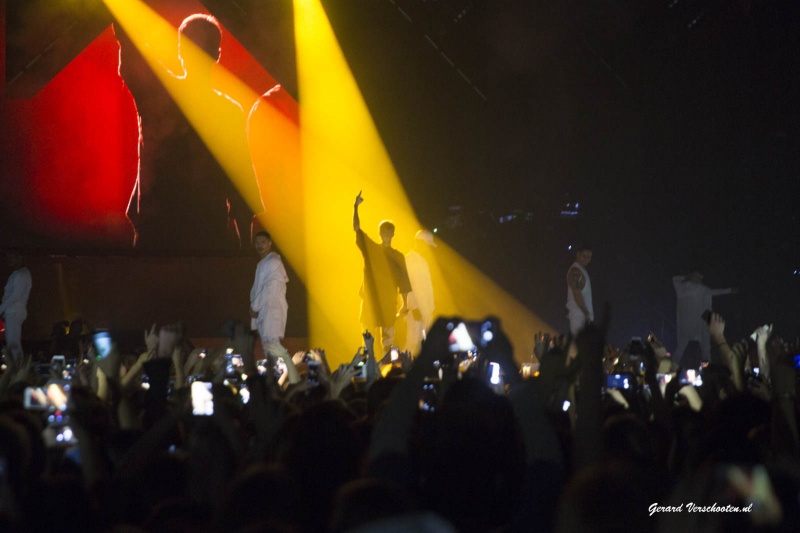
0,308,798,533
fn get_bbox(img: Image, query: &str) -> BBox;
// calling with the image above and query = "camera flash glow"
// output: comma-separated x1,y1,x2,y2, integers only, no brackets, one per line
483,330,494,343
562,400,571,412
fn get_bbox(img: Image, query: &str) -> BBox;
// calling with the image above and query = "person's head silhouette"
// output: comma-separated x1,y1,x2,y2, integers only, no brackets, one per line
178,14,222,77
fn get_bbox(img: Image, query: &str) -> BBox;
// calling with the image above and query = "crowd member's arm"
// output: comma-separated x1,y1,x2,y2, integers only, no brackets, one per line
172,345,188,390
312,347,333,377
115,398,189,478
677,384,703,412
95,341,124,403
182,348,207,377
754,324,773,383
507,364,566,533
644,335,669,421
238,324,286,464
68,387,115,486
363,330,379,388
369,318,448,464
305,349,334,399
282,351,303,386
768,338,799,456
329,347,363,399
330,361,359,399
709,313,740,388
0,355,32,400
119,325,158,393
120,351,150,392
483,318,521,389
572,315,607,470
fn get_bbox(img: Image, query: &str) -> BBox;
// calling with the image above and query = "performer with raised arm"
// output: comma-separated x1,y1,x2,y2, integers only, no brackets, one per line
353,192,412,354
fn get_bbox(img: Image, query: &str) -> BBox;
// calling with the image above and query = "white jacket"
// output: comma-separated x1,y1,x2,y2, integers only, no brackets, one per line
0,267,32,319
250,252,288,339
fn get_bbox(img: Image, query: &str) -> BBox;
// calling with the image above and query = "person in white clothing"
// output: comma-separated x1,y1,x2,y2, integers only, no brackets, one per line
404,230,436,355
0,249,32,361
249,231,290,359
566,245,593,336
673,272,736,365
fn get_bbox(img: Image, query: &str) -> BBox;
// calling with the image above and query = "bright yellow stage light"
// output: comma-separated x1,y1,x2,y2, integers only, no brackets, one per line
293,0,553,364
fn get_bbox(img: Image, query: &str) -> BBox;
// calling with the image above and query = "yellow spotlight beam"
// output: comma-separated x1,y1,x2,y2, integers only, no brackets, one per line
294,0,553,364
104,0,255,204
103,0,306,268
104,0,553,365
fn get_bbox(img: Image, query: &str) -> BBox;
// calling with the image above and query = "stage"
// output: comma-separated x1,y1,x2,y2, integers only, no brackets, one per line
15,252,308,357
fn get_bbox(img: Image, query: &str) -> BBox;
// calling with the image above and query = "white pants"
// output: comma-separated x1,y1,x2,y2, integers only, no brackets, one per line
378,325,395,356
568,311,589,336
405,315,424,356
4,313,24,361
261,336,290,361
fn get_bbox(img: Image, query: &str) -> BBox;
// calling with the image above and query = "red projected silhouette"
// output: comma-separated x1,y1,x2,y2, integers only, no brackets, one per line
120,13,263,251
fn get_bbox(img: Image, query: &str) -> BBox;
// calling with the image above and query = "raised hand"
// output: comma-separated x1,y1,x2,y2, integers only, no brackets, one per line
350,346,365,366
362,330,375,357
291,350,306,366
754,324,773,346
354,190,364,206
727,340,748,391
330,362,358,398
144,323,159,356
708,312,726,342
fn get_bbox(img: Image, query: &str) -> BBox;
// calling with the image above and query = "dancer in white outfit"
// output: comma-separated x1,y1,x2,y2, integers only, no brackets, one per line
404,230,436,355
0,249,32,362
249,231,290,359
566,245,593,336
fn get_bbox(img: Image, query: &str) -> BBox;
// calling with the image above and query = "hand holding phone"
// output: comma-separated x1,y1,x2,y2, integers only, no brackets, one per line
606,373,632,390
307,360,321,385
449,322,475,353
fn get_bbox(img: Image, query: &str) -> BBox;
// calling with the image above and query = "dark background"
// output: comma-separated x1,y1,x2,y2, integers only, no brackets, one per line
2,0,799,348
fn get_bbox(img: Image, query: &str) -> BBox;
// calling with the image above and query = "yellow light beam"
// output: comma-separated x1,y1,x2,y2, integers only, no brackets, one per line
104,0,305,262
293,0,554,363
